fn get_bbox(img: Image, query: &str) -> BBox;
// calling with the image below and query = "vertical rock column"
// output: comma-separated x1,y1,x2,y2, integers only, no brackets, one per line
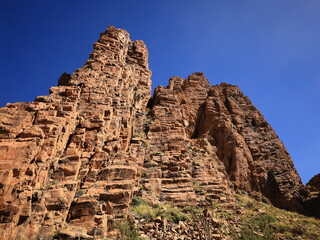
0,26,151,239
62,27,151,239
143,73,234,207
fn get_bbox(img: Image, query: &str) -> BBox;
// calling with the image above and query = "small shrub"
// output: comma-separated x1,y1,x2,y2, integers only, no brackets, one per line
272,221,290,233
240,213,276,240
182,206,201,216
255,213,276,228
240,225,275,240
240,225,259,240
217,211,233,220
152,203,161,209
132,132,142,138
131,202,192,224
139,184,147,191
130,205,159,221
131,196,147,206
115,221,144,240
159,207,191,224
74,189,85,198
52,229,60,239
141,171,148,178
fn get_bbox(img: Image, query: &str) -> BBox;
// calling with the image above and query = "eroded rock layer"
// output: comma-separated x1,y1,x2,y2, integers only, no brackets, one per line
0,26,317,240
143,73,305,213
0,26,151,239
142,74,234,208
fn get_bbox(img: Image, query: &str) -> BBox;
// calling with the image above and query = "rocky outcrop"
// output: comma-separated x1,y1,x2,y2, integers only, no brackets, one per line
142,73,305,213
303,174,320,218
0,26,151,239
142,73,234,208
0,26,318,239
306,174,320,191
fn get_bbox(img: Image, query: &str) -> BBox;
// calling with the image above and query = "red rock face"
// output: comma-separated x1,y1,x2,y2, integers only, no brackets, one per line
142,73,234,207
143,74,306,213
198,83,305,210
0,27,317,239
0,26,151,239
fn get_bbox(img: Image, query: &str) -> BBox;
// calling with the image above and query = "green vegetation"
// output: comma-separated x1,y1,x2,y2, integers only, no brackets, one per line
52,229,60,239
181,205,202,216
158,206,191,223
128,194,320,240
239,213,276,240
145,108,152,114
74,189,85,198
235,195,320,240
143,108,152,135
192,179,202,193
131,204,159,221
115,221,145,240
140,171,148,178
130,197,192,224
131,196,147,206
132,132,142,138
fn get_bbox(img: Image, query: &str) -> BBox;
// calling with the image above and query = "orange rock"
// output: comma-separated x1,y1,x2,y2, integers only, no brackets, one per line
0,26,151,239
0,26,318,240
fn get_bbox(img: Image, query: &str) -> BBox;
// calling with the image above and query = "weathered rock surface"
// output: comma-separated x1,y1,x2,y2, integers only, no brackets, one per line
142,73,234,208
0,26,151,239
0,26,318,239
142,73,306,214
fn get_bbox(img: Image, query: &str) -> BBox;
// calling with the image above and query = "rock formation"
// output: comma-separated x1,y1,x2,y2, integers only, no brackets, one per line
306,174,320,191
0,26,318,239
304,174,320,218
0,26,151,239
142,73,306,214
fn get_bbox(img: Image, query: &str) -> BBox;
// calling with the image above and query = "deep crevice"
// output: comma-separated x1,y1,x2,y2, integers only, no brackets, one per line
17,216,28,226
146,96,154,110
191,102,206,139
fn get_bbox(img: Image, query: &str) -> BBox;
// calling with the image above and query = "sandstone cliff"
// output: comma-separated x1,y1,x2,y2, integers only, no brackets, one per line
0,26,318,239
143,73,305,213
0,26,151,239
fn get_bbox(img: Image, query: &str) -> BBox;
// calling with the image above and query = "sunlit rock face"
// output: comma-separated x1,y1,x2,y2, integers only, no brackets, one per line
143,72,305,213
0,26,317,239
0,26,151,239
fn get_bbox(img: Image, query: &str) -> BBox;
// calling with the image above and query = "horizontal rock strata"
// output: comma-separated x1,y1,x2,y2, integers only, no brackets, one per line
0,26,151,239
142,73,305,214
0,26,318,239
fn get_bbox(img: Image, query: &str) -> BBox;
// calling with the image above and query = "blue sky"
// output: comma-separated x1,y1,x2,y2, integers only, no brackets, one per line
0,0,319,183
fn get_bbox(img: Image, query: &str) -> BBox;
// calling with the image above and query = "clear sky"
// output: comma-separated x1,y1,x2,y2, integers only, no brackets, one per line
0,0,319,184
